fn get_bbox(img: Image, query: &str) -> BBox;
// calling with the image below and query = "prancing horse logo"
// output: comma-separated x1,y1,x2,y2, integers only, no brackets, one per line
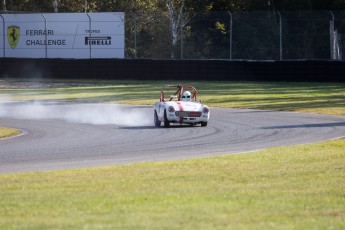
8,25,20,49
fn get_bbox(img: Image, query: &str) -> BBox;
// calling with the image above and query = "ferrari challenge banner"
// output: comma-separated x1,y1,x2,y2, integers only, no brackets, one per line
0,12,124,59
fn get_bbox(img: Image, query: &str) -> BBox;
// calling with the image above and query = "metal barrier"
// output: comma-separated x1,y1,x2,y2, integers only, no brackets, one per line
0,58,344,82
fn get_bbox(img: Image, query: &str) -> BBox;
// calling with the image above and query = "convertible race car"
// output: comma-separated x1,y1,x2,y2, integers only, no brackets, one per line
154,85,210,127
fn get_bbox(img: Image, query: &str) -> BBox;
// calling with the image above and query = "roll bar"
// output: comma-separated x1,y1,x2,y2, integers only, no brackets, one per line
160,85,198,102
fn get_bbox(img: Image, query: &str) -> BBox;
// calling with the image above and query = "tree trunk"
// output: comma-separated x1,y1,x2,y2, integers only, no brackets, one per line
52,0,58,12
2,0,6,11
166,0,185,59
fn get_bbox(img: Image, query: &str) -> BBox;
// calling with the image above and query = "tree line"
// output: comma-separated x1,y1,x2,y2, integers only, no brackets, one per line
1,0,345,13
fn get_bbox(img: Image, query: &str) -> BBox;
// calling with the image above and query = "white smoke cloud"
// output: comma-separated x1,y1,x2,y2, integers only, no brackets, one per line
0,96,152,126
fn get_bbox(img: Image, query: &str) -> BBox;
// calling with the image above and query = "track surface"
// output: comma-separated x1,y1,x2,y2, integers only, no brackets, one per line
1,103,345,174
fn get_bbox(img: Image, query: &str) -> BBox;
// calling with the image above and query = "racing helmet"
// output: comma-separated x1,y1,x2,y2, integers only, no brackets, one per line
181,91,192,101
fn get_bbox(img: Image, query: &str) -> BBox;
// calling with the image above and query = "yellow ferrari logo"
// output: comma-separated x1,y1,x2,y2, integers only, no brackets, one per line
8,25,20,49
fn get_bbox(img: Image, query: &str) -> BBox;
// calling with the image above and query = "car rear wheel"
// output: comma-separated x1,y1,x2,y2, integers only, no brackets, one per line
154,110,161,127
164,110,170,127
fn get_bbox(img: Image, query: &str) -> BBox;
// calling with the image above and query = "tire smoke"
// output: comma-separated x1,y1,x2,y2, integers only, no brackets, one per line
0,99,152,126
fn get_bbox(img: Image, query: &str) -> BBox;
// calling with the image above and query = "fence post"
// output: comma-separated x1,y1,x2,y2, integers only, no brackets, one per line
228,11,232,60
180,21,183,59
134,15,137,58
41,14,48,58
277,11,282,60
0,14,5,58
86,13,92,59
330,11,335,60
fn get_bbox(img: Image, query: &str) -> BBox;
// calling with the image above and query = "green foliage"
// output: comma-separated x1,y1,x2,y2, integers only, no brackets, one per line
2,1,345,15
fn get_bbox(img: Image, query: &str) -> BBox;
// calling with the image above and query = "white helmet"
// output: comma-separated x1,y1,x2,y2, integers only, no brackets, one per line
181,91,192,101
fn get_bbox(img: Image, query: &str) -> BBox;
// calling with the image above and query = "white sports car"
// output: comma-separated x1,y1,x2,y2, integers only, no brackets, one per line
154,85,210,127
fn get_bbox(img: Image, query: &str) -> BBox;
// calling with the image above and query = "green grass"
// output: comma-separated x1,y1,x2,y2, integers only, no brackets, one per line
0,79,344,229
0,127,20,138
0,138,344,229
1,80,344,115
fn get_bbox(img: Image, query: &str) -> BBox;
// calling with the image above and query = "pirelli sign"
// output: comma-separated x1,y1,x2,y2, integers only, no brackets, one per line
0,12,124,59
85,37,111,45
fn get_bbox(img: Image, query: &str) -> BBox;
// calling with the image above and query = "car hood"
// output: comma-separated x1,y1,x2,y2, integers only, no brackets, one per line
165,101,204,111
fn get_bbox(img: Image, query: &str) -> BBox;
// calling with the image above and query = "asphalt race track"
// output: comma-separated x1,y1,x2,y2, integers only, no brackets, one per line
1,103,345,174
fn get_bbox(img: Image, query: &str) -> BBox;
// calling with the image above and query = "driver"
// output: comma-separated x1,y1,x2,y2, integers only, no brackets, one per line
181,91,192,101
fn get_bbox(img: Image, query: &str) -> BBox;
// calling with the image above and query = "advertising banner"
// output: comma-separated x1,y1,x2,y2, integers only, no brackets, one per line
0,12,124,59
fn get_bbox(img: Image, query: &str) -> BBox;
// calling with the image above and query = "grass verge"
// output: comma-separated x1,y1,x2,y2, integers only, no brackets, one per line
0,127,20,138
0,138,344,229
1,80,344,116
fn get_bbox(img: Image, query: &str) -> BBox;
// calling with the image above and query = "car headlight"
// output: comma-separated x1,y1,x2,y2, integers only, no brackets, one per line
168,106,175,113
202,107,209,114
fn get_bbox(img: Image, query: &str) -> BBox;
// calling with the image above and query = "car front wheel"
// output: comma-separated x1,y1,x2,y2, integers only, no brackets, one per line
154,111,161,127
201,122,208,127
164,110,170,127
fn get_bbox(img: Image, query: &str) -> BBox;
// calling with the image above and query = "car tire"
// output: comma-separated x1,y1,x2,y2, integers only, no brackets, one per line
154,110,161,127
164,110,170,127
201,122,208,127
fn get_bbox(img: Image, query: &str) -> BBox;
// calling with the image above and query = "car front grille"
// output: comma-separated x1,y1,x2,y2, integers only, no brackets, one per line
175,111,202,117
